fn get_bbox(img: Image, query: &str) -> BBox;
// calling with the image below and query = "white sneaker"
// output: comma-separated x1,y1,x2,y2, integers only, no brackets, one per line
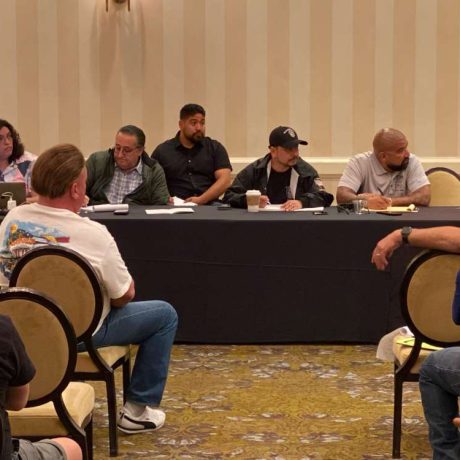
117,406,166,434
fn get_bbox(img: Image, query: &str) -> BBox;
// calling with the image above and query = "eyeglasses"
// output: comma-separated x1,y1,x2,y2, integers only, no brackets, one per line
0,133,13,143
114,145,139,155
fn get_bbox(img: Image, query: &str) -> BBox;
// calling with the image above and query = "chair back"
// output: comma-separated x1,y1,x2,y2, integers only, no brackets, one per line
0,288,77,406
426,167,460,206
401,250,460,347
9,246,103,343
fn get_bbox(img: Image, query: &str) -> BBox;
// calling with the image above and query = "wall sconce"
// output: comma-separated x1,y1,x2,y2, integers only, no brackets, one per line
106,0,131,12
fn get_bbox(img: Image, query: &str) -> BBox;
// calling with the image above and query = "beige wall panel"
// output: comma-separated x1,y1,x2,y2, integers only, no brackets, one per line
246,0,268,156
205,0,226,145
352,0,376,153
289,0,310,146
310,0,332,155
413,0,436,156
0,0,18,126
141,0,164,150
16,0,40,153
374,0,394,131
436,0,459,156
331,0,352,156
78,0,101,156
98,6,122,147
119,5,143,136
5,0,460,161
163,0,184,138
225,0,247,156
393,0,416,142
57,0,80,148
267,0,289,129
38,0,58,152
184,0,206,107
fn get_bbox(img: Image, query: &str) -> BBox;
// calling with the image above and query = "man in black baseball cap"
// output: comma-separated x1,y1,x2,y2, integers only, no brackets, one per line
223,126,333,211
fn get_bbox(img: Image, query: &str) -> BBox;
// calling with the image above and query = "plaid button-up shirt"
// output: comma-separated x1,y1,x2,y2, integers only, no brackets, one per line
105,159,143,204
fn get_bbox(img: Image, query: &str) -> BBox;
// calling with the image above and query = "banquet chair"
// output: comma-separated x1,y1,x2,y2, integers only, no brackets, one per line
9,246,131,457
391,250,460,458
0,287,95,460
426,167,460,206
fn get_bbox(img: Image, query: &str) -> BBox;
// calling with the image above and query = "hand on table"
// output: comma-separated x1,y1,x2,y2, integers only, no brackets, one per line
259,195,270,208
281,200,302,212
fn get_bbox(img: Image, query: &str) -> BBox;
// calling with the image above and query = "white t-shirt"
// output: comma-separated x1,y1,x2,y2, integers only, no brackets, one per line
0,203,132,333
338,151,429,197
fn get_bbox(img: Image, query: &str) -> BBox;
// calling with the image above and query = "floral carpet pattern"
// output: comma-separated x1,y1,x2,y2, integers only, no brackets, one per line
92,345,431,459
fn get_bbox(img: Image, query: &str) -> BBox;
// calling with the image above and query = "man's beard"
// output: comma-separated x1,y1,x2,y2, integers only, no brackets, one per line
185,132,204,144
387,158,409,172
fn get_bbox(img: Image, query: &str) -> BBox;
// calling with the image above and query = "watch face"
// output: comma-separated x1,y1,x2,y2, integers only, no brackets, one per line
402,226,412,243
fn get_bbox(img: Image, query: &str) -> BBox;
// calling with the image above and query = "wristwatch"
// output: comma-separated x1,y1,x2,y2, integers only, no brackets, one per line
401,226,412,244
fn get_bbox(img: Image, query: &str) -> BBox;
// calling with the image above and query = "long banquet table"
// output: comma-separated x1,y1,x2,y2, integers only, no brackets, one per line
89,206,460,344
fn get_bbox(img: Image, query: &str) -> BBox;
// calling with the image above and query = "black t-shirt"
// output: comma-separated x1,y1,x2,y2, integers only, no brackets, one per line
266,169,292,204
0,315,36,460
152,133,232,199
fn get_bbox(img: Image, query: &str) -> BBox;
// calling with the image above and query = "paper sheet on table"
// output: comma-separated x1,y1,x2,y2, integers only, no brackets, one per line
80,204,129,213
259,204,284,211
172,196,197,206
294,207,324,212
259,205,324,212
145,208,195,215
368,204,417,213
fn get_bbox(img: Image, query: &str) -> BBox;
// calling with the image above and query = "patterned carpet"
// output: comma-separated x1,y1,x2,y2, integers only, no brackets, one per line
92,344,432,459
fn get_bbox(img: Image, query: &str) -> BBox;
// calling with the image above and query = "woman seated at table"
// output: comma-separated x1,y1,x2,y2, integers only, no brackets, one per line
0,119,36,199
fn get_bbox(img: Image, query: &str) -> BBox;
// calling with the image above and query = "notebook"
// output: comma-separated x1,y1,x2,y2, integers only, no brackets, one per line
0,182,26,209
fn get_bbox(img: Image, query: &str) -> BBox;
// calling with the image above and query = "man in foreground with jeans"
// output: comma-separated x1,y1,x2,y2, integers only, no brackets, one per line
372,225,460,459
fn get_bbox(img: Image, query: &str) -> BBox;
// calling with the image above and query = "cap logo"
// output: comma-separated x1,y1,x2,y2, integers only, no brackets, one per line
284,128,296,138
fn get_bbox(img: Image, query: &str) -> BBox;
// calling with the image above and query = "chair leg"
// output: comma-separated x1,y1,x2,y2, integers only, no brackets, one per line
106,374,119,457
85,417,94,460
393,376,403,459
75,429,89,460
122,356,131,405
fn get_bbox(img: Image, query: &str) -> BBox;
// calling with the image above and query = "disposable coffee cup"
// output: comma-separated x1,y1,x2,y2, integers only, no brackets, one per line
352,199,366,215
246,190,261,212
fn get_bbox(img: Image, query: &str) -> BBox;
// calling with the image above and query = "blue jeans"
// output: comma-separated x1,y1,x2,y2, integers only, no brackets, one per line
91,300,178,406
419,347,460,460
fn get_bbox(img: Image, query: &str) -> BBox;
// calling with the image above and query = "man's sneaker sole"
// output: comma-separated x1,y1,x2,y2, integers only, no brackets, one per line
117,413,164,434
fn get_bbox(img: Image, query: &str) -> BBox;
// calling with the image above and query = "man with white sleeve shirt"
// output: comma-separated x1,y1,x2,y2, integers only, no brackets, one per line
0,144,178,435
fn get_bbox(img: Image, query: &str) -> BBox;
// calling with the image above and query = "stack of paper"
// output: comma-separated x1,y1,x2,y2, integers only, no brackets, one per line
369,204,417,213
145,208,195,215
81,204,129,213
172,196,197,206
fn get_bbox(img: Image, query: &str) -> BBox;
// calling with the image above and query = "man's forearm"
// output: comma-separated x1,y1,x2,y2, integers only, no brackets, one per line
198,175,231,203
406,227,460,253
390,185,431,207
336,186,358,204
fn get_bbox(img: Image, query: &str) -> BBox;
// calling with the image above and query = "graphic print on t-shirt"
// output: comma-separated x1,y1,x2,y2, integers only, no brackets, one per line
0,220,70,279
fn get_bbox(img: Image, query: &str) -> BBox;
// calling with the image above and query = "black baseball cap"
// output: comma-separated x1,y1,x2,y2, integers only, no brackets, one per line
269,126,308,148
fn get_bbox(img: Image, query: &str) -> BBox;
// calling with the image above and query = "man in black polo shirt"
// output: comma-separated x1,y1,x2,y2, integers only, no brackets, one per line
152,104,232,205
223,126,334,211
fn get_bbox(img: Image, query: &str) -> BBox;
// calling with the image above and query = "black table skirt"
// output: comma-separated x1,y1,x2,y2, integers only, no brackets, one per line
90,206,460,344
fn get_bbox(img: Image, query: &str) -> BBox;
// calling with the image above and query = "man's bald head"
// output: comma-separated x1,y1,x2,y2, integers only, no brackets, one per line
373,128,407,154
